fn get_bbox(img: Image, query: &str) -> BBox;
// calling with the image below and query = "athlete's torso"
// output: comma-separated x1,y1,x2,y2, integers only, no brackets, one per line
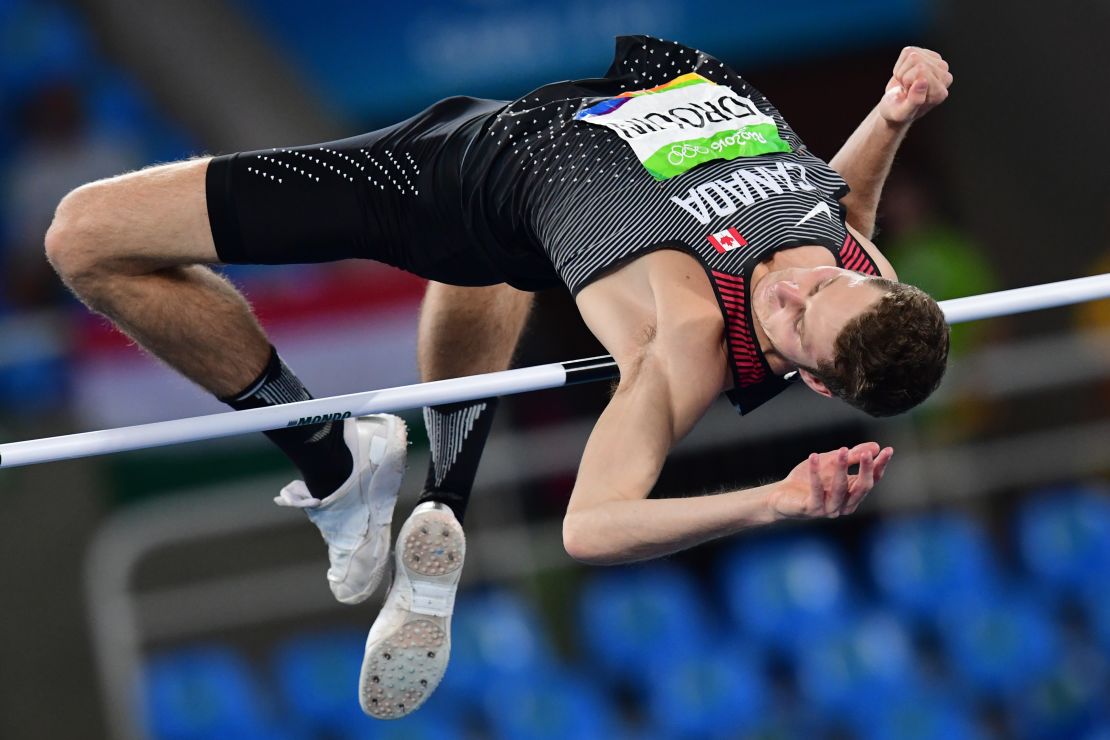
463,35,881,412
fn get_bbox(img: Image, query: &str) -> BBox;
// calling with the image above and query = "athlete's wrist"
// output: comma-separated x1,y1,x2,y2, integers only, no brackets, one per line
872,103,913,135
749,484,787,525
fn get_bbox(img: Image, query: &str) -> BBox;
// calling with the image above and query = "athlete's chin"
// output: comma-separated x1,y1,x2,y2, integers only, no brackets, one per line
753,283,780,329
753,277,773,317
751,305,768,333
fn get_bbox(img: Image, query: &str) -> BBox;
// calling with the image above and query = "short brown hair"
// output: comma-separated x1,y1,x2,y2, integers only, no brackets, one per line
808,279,949,417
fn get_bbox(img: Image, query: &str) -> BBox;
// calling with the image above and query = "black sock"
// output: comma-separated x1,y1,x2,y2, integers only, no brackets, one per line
220,346,352,498
417,397,499,524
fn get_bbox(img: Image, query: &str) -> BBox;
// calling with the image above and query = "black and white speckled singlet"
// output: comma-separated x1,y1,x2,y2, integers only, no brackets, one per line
463,35,881,412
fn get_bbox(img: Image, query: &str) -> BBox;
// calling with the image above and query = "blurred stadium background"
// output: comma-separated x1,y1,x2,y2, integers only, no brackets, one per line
1,1,1109,738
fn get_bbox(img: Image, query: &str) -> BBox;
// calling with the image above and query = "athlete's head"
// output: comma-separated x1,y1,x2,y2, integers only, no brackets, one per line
753,267,949,416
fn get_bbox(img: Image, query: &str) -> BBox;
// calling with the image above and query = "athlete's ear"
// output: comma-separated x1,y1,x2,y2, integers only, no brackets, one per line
797,368,833,398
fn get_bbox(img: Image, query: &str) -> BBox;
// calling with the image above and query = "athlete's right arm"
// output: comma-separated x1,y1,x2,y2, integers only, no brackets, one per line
563,252,891,564
561,344,893,565
561,328,755,565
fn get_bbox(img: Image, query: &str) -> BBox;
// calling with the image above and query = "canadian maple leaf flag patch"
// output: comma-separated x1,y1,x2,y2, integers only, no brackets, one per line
707,227,747,254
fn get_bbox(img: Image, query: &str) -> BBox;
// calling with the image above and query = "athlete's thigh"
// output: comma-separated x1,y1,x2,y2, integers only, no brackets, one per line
418,282,534,378
84,157,219,268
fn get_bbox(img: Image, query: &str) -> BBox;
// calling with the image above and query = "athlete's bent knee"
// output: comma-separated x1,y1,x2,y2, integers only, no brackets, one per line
45,183,101,273
45,179,124,290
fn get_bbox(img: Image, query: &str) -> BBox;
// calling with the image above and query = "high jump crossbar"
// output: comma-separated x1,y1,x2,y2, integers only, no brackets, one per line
1,272,1108,469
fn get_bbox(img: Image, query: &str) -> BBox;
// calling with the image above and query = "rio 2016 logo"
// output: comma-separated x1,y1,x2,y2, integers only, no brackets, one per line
711,129,769,150
666,128,772,166
667,143,711,165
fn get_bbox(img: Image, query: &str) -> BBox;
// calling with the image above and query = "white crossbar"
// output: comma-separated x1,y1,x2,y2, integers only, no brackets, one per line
0,273,1107,468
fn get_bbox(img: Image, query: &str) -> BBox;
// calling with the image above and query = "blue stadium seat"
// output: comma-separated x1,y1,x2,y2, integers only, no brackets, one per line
1006,647,1109,740
719,535,855,652
935,590,1062,700
1079,579,1110,654
642,639,769,738
86,69,197,162
272,629,367,732
850,688,983,740
1083,726,1110,740
482,669,619,740
273,629,465,739
0,1,90,92
868,513,998,624
578,562,710,686
1016,485,1110,593
794,609,919,717
444,590,556,703
343,710,463,740
144,645,272,740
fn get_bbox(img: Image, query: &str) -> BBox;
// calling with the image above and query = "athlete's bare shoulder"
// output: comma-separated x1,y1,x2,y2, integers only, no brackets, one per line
575,249,727,377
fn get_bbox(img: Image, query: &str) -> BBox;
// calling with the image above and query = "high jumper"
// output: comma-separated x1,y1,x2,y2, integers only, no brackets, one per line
34,35,1093,719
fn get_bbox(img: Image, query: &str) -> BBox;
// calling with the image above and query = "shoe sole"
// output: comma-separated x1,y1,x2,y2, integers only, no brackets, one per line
333,416,408,605
359,508,464,719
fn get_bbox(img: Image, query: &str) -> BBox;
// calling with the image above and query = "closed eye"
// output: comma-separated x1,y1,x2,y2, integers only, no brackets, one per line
797,276,841,341
811,276,838,296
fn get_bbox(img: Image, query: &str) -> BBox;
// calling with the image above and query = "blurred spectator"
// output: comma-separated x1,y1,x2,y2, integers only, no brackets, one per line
880,172,1003,438
881,172,1000,355
2,77,141,309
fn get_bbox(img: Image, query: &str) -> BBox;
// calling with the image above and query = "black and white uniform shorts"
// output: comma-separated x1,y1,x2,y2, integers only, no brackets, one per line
204,96,514,286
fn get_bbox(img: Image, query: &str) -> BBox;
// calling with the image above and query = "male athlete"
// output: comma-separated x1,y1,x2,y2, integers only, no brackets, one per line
45,37,951,717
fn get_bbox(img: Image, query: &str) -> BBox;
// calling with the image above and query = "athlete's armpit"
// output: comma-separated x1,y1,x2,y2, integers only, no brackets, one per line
569,332,723,501
846,223,897,281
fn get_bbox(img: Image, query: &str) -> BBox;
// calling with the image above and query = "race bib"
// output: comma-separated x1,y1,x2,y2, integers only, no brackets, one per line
575,73,791,181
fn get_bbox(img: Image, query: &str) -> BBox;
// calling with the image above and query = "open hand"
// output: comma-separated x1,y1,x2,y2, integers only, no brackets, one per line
769,442,894,520
879,46,953,125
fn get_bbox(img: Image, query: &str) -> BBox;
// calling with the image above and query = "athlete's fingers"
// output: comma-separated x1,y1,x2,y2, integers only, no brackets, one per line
893,48,942,84
916,60,951,93
900,64,939,96
913,47,945,64
858,450,876,490
845,485,873,515
846,442,881,465
905,76,930,107
893,48,919,81
886,72,939,114
807,453,824,513
896,47,946,80
845,451,875,512
895,55,947,99
872,447,895,484
826,447,850,516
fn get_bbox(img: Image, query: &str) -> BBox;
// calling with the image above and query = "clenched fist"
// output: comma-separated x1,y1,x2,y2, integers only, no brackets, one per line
879,46,953,125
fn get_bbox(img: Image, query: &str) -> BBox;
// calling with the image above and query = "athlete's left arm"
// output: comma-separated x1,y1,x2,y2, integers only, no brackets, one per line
829,46,953,238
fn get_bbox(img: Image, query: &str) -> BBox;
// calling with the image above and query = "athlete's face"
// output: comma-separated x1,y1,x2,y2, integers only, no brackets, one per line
753,266,885,377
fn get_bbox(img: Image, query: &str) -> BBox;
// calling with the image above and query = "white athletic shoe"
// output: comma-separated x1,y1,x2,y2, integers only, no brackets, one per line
359,501,465,719
274,414,408,605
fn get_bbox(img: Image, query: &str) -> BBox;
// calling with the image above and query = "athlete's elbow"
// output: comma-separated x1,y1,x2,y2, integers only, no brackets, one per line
562,511,616,565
